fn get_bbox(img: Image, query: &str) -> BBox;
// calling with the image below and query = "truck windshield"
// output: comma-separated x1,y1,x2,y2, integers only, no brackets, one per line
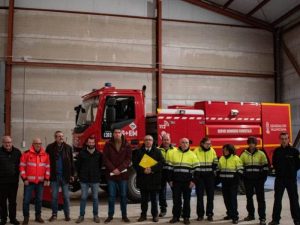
76,97,99,127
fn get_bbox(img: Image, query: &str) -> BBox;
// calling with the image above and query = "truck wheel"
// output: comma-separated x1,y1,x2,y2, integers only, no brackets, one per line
127,169,140,202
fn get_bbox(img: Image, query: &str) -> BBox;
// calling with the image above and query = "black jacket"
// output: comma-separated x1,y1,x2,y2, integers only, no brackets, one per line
132,145,164,191
272,145,300,179
46,142,74,182
76,147,102,183
0,146,21,184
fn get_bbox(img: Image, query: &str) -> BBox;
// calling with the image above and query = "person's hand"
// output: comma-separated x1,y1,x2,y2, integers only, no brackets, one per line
144,168,151,174
113,168,121,175
70,176,74,183
169,181,173,187
24,180,29,186
189,181,195,189
44,181,50,186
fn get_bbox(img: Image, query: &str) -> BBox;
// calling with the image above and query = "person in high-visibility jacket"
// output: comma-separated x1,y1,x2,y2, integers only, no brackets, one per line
240,136,268,225
193,137,218,221
218,144,243,225
19,138,50,225
168,138,198,225
157,134,176,217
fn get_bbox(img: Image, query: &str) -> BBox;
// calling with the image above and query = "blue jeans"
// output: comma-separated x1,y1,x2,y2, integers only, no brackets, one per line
23,182,44,217
50,176,70,216
80,182,99,217
108,180,128,217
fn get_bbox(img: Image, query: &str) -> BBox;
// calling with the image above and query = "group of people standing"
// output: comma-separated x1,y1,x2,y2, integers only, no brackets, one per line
0,130,299,225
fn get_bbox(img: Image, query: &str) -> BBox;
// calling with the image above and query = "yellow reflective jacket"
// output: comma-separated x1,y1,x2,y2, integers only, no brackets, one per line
194,146,218,178
240,148,269,179
166,147,199,182
218,154,243,182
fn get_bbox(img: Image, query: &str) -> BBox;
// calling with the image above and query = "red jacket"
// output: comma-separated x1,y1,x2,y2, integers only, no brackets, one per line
20,146,50,184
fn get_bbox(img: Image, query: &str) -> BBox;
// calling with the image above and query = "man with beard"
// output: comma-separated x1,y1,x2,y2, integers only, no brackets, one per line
75,136,102,224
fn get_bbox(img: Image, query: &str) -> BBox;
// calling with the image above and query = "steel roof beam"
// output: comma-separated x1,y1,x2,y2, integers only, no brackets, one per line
182,0,273,31
223,0,235,9
247,0,271,16
272,4,300,26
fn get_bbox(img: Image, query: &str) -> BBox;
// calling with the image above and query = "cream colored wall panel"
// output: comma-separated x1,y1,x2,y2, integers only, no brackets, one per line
14,10,154,45
163,22,274,73
164,22,273,53
163,47,273,73
0,10,7,58
11,122,75,150
13,37,154,66
162,74,274,108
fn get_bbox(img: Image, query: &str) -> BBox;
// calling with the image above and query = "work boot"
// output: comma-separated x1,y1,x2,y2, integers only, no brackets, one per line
137,216,146,222
196,217,203,221
104,217,113,223
35,216,44,224
223,216,231,220
10,219,20,225
244,215,255,221
152,217,159,222
122,216,130,223
93,216,100,223
260,219,266,225
48,215,57,222
75,216,84,224
183,218,190,225
159,211,166,217
207,216,213,221
64,215,71,222
22,217,29,225
169,217,179,223
0,219,7,225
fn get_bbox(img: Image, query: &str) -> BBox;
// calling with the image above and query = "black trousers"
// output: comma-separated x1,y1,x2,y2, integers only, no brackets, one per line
272,178,300,223
222,182,239,220
195,176,215,217
0,183,19,222
172,181,192,219
140,189,158,217
159,179,167,212
244,178,266,220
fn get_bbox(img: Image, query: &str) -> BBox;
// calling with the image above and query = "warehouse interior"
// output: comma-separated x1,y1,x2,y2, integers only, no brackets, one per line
0,0,300,149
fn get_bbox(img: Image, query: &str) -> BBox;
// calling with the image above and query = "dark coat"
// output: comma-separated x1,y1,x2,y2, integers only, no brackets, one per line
103,138,132,181
132,145,165,191
272,144,300,179
46,142,74,182
0,146,21,184
76,147,102,183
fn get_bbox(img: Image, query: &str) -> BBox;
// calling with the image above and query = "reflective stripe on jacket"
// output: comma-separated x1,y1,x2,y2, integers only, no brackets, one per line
218,155,243,181
194,146,218,177
166,148,199,182
240,149,268,179
19,146,50,184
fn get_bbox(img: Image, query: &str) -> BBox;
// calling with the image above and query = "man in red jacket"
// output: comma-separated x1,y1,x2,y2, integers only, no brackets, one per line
20,138,50,225
103,128,132,223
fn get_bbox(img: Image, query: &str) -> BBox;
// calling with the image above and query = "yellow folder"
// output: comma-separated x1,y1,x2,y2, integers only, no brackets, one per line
139,154,158,168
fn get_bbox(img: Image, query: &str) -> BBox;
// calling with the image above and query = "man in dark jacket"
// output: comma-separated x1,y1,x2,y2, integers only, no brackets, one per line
0,136,21,225
75,136,102,224
133,135,164,223
46,131,74,222
268,132,300,225
103,128,131,223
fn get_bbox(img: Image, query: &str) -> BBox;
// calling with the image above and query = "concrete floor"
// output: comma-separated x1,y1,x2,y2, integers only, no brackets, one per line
14,176,300,225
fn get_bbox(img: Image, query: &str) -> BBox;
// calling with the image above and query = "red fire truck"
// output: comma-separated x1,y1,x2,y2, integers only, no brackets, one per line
71,83,292,201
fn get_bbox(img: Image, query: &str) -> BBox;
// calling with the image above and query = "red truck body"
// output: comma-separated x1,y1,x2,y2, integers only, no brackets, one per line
70,84,292,201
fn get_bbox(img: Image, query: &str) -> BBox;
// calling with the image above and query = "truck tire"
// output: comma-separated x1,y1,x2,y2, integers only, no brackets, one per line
127,168,141,202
